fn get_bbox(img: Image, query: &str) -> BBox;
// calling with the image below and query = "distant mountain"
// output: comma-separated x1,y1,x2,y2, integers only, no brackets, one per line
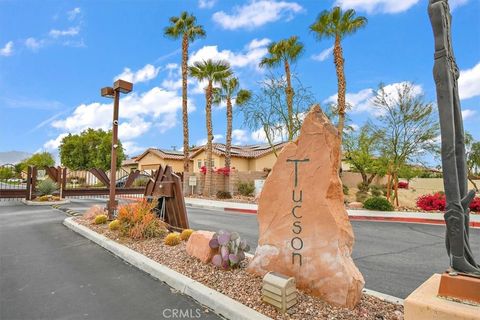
0,151,32,165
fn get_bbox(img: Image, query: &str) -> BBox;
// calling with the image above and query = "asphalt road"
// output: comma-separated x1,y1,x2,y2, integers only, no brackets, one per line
7,198,480,300
0,202,220,320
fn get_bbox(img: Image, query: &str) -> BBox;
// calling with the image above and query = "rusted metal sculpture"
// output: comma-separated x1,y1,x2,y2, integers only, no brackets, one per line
144,165,189,230
428,0,480,276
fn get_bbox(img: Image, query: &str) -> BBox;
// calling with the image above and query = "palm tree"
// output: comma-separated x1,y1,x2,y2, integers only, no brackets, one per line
213,77,251,190
310,7,367,140
164,12,206,175
259,36,304,141
189,59,232,196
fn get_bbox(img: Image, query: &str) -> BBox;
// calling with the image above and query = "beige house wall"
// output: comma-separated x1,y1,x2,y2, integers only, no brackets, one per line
249,152,277,171
137,152,188,173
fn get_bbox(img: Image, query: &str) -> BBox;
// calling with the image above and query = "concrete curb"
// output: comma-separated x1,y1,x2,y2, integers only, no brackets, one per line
63,217,272,320
22,199,70,206
52,205,82,216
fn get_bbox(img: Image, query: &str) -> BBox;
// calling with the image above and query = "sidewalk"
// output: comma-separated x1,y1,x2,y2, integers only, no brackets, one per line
184,197,480,228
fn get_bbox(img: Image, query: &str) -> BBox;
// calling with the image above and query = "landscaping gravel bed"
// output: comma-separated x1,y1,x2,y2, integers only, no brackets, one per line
76,217,404,320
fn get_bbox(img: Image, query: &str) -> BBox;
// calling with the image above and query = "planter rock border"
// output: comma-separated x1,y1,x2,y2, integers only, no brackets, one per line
63,217,271,320
22,199,70,206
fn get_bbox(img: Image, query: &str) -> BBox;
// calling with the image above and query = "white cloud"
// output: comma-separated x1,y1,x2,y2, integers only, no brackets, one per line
25,37,43,51
67,7,81,20
312,46,333,62
232,129,250,144
196,134,224,146
189,38,271,70
0,41,14,56
213,0,303,30
44,133,68,150
334,0,420,14
198,0,217,8
45,86,183,150
114,64,160,84
251,127,285,143
459,62,480,100
122,141,146,156
450,0,469,10
462,109,476,120
49,27,80,38
324,81,423,116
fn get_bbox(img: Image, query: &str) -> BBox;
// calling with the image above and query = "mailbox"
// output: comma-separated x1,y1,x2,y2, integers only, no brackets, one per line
262,272,297,313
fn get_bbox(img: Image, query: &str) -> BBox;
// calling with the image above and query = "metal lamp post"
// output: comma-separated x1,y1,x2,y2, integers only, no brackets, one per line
101,79,133,219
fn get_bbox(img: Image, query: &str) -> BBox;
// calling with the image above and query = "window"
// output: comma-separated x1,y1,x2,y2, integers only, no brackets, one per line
197,160,202,169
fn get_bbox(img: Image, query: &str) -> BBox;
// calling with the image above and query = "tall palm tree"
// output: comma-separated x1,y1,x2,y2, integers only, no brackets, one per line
259,36,304,141
189,59,232,196
164,12,206,175
310,7,367,141
213,77,251,176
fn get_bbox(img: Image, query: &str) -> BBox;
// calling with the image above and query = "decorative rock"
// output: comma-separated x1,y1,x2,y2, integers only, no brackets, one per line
247,105,364,309
349,201,364,209
186,230,216,263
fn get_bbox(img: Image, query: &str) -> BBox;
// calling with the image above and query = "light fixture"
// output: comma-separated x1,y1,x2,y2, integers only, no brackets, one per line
262,272,297,313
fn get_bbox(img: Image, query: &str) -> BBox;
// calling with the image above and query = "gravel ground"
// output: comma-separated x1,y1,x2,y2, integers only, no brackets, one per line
76,217,404,320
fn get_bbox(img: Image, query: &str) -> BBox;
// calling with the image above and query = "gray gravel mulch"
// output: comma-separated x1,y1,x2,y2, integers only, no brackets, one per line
76,217,404,320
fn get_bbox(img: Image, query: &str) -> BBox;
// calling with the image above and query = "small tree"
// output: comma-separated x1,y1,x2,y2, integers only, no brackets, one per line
343,124,385,187
465,132,480,190
372,82,439,206
19,152,55,170
237,73,316,155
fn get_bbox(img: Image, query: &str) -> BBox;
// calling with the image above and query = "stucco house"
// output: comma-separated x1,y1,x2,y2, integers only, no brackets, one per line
189,142,286,173
134,148,191,173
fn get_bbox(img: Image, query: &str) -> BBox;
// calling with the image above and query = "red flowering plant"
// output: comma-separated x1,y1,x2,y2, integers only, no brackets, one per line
216,167,231,176
398,181,409,189
469,197,480,213
416,192,446,211
200,166,207,175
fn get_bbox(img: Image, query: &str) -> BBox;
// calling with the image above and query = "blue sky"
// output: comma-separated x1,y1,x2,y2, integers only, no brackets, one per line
1,0,479,163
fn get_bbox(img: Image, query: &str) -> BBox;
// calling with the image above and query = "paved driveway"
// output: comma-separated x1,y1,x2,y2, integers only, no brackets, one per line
0,203,220,320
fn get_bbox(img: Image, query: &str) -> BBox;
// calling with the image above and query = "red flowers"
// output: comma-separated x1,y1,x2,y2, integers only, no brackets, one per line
398,181,409,189
417,192,480,213
216,167,231,176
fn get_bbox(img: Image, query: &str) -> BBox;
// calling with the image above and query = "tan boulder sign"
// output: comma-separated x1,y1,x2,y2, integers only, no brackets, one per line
247,105,364,309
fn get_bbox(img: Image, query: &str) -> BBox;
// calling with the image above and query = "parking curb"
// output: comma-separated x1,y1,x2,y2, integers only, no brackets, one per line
63,217,272,320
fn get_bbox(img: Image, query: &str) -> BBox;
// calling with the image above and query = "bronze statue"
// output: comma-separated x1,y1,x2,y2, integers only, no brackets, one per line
428,0,480,276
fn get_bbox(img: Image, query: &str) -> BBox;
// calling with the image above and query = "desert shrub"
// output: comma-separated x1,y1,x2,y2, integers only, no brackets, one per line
37,178,58,196
84,205,106,220
357,182,369,193
209,230,250,269
117,200,168,239
216,191,232,199
398,181,409,189
363,197,394,211
37,195,50,202
95,214,108,224
416,192,446,211
237,181,255,197
343,185,349,195
370,185,384,197
109,219,120,231
180,229,194,241
164,232,181,246
356,191,369,203
133,177,149,187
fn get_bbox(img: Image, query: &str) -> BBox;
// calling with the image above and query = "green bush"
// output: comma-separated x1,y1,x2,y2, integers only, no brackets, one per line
237,181,255,197
0,167,14,180
357,182,369,192
370,185,384,197
355,191,369,203
216,191,232,199
363,197,394,211
343,184,349,195
37,178,58,196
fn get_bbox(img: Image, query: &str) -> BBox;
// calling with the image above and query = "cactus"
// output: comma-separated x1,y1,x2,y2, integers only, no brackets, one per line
208,230,250,269
164,232,181,246
180,229,194,241
94,214,108,225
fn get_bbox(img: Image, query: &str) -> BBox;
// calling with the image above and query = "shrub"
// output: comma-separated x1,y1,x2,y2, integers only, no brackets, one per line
357,182,369,192
133,177,149,187
469,197,480,212
164,232,181,246
95,214,108,224
416,192,446,211
37,195,51,202
84,205,106,220
398,181,409,189
117,201,168,239
109,219,120,231
37,178,58,196
370,185,384,197
209,230,250,269
342,185,349,195
180,229,194,241
216,191,232,199
356,191,369,203
216,167,231,176
237,181,255,197
364,197,394,211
